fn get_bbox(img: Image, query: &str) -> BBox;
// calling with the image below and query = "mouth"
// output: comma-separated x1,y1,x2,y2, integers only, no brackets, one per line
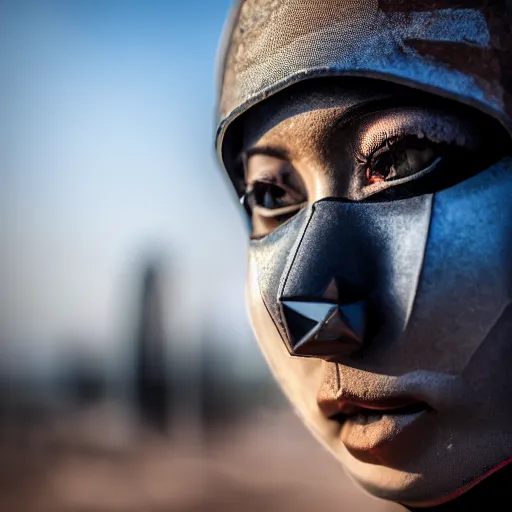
315,367,449,460
331,401,428,426
329,402,430,456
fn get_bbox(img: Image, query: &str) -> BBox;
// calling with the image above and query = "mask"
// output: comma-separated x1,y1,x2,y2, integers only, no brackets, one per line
215,0,512,506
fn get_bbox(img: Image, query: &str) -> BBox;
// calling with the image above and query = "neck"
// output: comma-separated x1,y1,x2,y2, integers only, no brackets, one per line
405,463,512,511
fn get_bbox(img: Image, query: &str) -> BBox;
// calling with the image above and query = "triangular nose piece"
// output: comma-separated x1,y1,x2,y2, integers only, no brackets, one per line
281,300,366,358
322,278,340,302
282,301,336,323
339,301,366,341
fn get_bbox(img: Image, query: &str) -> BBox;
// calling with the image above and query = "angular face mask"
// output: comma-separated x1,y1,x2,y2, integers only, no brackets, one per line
215,0,512,507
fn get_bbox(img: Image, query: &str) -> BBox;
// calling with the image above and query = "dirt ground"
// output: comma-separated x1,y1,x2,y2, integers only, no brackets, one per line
0,404,404,512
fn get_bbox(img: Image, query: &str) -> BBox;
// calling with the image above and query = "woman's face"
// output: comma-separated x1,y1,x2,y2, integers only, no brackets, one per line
239,79,512,506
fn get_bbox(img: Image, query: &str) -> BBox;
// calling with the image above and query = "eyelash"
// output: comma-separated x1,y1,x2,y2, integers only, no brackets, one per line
358,134,400,166
359,129,428,163
357,130,451,185
356,108,474,163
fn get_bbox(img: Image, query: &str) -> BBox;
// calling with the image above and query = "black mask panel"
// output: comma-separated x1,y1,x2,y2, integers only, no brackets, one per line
251,195,432,361
251,157,512,375
247,157,512,504
217,0,512,506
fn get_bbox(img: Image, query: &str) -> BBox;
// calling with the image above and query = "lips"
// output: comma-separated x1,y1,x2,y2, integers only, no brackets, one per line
318,389,430,458
331,401,427,424
318,393,425,418
340,407,428,458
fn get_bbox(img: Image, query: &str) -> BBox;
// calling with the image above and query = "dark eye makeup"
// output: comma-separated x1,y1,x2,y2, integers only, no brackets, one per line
241,179,307,239
241,102,510,238
243,181,305,212
364,135,443,185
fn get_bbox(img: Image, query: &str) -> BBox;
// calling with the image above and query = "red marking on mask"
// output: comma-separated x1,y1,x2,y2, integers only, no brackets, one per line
378,1,512,120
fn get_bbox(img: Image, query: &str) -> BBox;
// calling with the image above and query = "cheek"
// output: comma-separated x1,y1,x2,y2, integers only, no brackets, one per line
246,255,335,439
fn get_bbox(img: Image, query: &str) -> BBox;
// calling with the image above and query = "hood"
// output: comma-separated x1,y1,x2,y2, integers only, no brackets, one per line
215,0,512,191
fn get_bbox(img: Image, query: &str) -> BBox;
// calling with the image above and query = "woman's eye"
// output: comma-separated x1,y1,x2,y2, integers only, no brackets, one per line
366,136,442,185
241,180,307,238
253,182,288,209
251,181,305,210
240,154,308,238
243,181,306,215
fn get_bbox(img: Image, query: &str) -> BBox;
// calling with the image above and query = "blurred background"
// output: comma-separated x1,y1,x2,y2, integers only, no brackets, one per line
0,1,400,510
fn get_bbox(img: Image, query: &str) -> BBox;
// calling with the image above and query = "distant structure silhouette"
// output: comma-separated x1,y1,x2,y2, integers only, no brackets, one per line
134,260,170,432
62,345,105,407
199,326,229,428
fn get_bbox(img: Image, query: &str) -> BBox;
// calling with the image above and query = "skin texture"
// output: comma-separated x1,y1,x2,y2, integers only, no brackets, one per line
238,78,512,507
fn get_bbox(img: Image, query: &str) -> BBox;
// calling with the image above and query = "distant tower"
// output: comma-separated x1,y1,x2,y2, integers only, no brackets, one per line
134,260,169,432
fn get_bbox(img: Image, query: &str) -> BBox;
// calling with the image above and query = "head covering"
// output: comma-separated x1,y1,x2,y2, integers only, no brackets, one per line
215,3,512,503
216,0,512,191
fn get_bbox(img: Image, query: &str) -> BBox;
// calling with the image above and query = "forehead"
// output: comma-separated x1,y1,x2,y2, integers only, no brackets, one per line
219,0,512,141
242,79,412,153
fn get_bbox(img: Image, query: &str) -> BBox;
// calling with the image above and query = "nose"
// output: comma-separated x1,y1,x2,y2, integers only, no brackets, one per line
250,195,431,362
281,288,367,358
278,201,371,359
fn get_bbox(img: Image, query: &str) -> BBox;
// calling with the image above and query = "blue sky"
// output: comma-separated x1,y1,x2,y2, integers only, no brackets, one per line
0,1,260,378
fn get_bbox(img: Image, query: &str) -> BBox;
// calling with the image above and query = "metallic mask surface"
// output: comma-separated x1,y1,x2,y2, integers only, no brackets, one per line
215,0,512,507
217,0,512,192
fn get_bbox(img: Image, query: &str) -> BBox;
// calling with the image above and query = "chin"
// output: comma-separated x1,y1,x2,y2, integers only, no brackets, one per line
342,458,445,507
331,443,434,506
329,434,512,508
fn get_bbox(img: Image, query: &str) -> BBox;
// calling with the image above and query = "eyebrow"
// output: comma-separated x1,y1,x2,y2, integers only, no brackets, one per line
240,145,290,163
237,95,420,178
327,97,401,134
238,99,395,164
236,145,291,188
